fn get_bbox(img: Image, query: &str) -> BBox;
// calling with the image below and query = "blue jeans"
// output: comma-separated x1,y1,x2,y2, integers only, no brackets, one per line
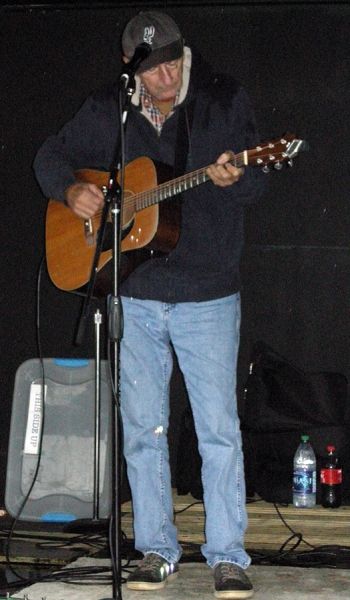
120,294,250,569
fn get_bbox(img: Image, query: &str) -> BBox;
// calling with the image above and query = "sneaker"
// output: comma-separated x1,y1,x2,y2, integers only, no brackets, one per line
214,562,253,599
126,552,179,590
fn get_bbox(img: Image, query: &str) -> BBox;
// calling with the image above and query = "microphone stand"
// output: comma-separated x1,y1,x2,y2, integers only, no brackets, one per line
74,50,150,600
100,68,139,600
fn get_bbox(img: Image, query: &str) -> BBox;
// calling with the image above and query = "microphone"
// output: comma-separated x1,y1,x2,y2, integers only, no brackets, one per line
120,43,152,81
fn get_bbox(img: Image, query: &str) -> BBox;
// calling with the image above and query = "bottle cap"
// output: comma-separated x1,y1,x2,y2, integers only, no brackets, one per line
327,444,336,453
301,434,309,442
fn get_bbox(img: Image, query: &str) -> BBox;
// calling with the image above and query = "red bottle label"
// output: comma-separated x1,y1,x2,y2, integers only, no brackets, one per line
320,468,342,485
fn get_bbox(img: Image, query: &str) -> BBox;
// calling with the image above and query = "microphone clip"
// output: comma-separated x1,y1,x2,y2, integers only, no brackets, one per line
119,42,152,86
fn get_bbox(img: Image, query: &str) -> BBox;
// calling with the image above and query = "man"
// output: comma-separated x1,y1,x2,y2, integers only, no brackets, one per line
34,11,266,599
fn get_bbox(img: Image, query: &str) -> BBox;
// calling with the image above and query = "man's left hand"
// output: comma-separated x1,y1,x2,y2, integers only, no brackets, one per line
206,151,244,187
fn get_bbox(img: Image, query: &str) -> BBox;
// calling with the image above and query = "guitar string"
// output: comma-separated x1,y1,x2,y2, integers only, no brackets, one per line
88,150,246,223
127,153,246,211
119,139,291,212
87,139,289,223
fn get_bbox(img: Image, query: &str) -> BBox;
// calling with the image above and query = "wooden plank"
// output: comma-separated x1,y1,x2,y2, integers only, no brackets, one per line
121,491,350,551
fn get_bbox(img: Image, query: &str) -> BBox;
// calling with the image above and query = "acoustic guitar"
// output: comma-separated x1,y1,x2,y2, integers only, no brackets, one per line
45,133,307,292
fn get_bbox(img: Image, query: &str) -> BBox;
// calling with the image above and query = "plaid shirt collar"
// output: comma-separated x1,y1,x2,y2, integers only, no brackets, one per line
139,84,180,134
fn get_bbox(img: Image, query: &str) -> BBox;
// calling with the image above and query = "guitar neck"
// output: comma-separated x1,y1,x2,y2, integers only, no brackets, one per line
133,151,247,211
130,133,306,211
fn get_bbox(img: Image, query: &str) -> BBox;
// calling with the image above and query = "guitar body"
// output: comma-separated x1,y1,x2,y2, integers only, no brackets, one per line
45,134,306,294
45,157,181,292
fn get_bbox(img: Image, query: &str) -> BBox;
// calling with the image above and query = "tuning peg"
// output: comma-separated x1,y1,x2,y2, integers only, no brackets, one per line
287,159,294,167
274,162,283,170
262,165,270,173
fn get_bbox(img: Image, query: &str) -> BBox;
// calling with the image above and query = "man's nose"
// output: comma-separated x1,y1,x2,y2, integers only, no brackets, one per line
158,65,174,84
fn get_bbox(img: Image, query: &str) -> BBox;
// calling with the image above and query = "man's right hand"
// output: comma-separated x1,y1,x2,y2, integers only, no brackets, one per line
64,182,105,219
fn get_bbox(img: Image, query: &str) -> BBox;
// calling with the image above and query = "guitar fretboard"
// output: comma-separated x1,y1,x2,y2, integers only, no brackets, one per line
120,134,305,212
133,152,246,211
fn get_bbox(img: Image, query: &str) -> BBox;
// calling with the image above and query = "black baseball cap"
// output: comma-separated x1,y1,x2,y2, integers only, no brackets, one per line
122,11,184,73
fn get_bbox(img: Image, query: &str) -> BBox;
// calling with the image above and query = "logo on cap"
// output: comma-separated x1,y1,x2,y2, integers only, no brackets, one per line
143,26,155,45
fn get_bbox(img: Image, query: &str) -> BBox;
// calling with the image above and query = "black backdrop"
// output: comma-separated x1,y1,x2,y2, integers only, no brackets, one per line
1,1,349,503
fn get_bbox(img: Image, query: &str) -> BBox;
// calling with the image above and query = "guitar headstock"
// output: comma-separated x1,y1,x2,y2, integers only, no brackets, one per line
247,133,308,172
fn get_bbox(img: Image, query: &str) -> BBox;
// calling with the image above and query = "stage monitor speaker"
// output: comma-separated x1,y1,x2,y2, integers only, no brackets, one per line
5,358,113,522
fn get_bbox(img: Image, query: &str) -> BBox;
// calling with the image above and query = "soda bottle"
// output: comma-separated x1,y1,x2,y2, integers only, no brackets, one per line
320,445,342,508
293,434,316,507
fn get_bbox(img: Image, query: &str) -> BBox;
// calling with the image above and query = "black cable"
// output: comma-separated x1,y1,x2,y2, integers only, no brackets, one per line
174,500,203,517
3,252,132,588
246,503,350,568
5,256,47,582
170,497,350,569
273,503,317,550
1,560,132,589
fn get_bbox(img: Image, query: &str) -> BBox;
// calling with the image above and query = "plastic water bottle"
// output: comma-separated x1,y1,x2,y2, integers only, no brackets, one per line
293,434,316,507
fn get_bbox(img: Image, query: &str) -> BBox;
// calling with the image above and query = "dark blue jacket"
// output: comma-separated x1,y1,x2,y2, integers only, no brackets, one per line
33,50,266,302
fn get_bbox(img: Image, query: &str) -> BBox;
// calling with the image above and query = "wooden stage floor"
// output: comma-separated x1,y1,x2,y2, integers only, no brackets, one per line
1,494,349,599
121,491,350,554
